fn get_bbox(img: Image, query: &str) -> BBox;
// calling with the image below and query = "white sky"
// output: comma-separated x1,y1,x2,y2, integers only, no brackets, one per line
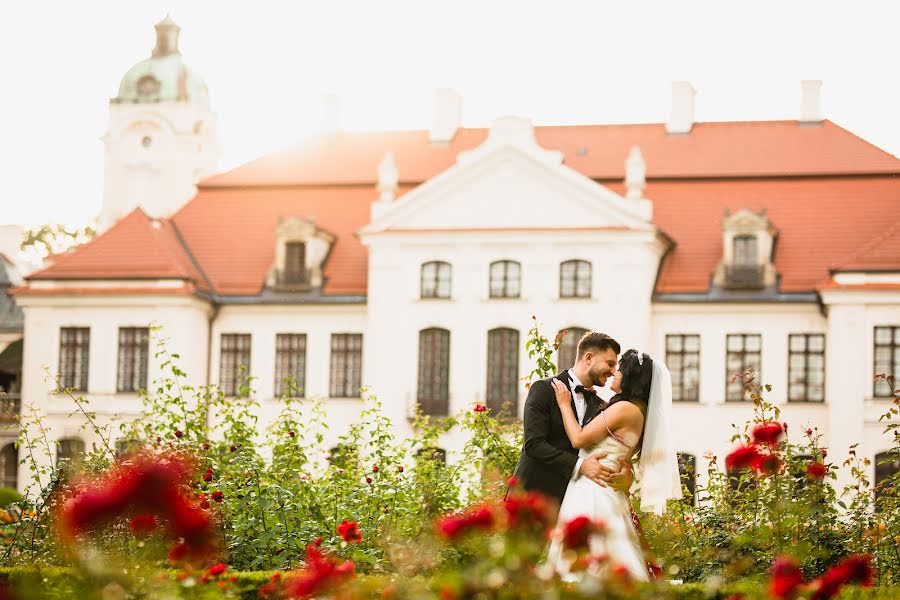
1,0,898,228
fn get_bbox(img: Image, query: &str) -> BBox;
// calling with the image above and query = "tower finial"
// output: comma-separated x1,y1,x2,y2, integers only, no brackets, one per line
153,14,181,58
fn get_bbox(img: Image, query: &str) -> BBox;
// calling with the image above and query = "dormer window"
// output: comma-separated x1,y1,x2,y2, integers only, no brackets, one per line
267,218,336,292
282,242,307,285
715,209,778,290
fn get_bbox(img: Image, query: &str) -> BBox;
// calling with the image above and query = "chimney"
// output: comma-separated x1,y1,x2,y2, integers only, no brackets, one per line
666,81,696,135
800,80,823,123
321,93,341,132
372,152,399,221
429,88,462,145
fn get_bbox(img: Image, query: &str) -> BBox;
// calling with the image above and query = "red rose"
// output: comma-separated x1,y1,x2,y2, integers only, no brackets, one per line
752,422,784,446
397,466,404,473
372,465,379,473
473,404,488,413
503,492,552,531
230,445,237,452
288,431,295,437
212,490,224,503
725,444,762,471
337,520,363,543
435,505,494,540
284,543,356,599
202,442,210,451
175,430,183,439
506,475,520,489
820,449,827,458
562,515,605,551
806,461,827,481
129,514,156,537
770,556,804,599
805,429,813,436
365,477,372,484
207,563,227,576
203,469,213,482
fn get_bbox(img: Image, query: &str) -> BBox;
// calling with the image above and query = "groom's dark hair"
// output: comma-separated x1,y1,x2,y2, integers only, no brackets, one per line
576,332,621,360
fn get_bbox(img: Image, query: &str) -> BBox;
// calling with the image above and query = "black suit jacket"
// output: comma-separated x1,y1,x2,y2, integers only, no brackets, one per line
511,370,604,505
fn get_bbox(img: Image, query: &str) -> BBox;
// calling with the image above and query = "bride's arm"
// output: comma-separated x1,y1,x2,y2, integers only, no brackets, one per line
550,379,609,449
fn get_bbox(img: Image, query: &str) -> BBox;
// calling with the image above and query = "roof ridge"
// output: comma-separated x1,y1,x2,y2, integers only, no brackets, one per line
166,218,216,293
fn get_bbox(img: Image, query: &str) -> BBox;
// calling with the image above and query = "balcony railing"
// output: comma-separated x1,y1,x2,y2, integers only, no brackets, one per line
273,268,311,290
724,264,765,290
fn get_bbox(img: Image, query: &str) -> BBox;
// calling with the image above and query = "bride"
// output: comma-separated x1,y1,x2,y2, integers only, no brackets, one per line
545,349,681,581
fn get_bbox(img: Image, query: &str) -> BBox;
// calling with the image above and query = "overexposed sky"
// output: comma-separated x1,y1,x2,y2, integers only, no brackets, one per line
1,0,898,228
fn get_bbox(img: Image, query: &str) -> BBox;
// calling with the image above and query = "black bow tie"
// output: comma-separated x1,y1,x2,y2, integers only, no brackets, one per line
573,385,598,402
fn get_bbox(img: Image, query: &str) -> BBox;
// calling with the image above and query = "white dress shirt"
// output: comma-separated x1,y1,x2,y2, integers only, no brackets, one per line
567,369,590,479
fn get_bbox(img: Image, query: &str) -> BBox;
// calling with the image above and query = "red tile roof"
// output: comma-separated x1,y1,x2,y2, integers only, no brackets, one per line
832,218,900,273
21,119,900,298
28,210,210,291
202,120,899,187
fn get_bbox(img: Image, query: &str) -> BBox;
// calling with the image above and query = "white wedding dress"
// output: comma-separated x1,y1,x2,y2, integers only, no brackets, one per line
546,422,648,582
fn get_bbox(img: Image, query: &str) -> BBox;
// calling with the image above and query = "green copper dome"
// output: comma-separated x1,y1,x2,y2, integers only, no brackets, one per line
113,16,209,107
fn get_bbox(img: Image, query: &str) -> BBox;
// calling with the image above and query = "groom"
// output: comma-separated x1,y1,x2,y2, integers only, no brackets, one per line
512,331,631,506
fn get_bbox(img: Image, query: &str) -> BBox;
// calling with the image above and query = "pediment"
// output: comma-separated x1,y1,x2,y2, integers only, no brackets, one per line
361,117,653,236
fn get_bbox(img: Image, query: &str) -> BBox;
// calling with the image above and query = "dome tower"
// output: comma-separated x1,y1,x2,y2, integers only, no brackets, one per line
100,16,219,230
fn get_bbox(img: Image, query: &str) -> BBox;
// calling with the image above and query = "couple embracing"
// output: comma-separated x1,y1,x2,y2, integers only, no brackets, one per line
511,331,681,580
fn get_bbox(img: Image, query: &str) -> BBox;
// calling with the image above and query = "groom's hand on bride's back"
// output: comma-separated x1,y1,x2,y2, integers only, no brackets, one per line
579,453,633,492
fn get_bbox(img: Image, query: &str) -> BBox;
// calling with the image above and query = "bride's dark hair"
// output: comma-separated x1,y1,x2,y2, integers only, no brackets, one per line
617,349,654,403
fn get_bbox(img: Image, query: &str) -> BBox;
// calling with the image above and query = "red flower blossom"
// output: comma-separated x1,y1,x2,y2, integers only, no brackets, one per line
230,445,237,452
805,428,813,436
806,461,828,481
207,563,227,576
820,449,827,458
202,442,210,451
436,505,494,540
725,444,762,471
203,469,213,482
506,475,520,488
770,556,804,599
129,514,156,537
175,430,183,439
752,422,784,446
57,452,216,562
473,404,488,413
808,554,875,600
198,493,209,510
211,491,223,503
337,520,363,543
288,431,295,437
283,543,356,599
372,465,379,473
503,492,552,531
562,516,605,551
365,477,372,484
397,466,404,473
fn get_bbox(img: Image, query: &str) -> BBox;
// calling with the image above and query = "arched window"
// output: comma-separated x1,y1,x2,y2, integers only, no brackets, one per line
677,453,696,505
420,262,451,299
875,451,900,505
557,327,588,371
489,261,521,299
56,438,85,471
0,444,16,490
559,260,592,298
486,328,519,416
417,328,450,416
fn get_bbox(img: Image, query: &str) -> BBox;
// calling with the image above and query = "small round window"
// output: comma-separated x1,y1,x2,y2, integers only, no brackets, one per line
141,136,152,148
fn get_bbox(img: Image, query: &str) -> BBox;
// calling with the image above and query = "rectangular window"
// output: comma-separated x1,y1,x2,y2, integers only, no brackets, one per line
874,326,900,398
421,262,451,299
666,334,700,402
733,235,758,266
283,242,307,283
274,334,306,397
559,260,592,298
219,334,251,396
788,334,825,402
330,334,363,398
59,327,90,391
117,327,149,393
725,334,761,401
417,328,450,416
489,261,521,299
486,328,519,416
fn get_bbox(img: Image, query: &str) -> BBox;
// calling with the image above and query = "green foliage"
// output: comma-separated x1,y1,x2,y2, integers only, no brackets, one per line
0,488,22,508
